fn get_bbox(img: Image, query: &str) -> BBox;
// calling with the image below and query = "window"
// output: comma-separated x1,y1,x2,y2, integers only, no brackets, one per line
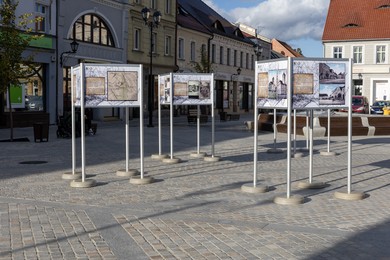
150,0,156,9
165,35,171,55
178,38,184,59
376,45,386,64
211,44,216,63
35,3,50,32
227,48,231,66
219,46,224,64
72,14,114,47
234,50,237,67
165,0,171,14
240,51,243,68
152,32,157,53
353,46,363,64
190,41,195,61
333,46,343,58
246,53,249,69
134,28,140,50
251,55,254,70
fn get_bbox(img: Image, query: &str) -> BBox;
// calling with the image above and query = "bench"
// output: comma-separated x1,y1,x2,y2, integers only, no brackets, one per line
367,117,390,136
276,115,307,136
187,109,208,124
246,113,285,132
318,116,369,136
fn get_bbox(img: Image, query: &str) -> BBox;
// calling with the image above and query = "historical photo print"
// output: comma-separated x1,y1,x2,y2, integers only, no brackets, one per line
173,82,188,96
293,73,314,94
86,77,105,95
268,69,287,99
319,63,346,105
107,71,138,101
188,80,200,99
257,72,268,98
199,81,210,99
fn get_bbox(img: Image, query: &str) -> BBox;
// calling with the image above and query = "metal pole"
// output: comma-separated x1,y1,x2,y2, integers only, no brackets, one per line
80,64,85,182
327,109,331,153
347,59,353,193
71,68,76,174
273,108,277,149
197,105,200,154
309,109,314,183
286,57,292,198
147,24,154,127
253,96,259,187
293,109,297,155
125,107,129,172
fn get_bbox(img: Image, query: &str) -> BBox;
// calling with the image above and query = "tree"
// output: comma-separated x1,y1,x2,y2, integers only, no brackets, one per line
192,46,213,73
0,0,40,141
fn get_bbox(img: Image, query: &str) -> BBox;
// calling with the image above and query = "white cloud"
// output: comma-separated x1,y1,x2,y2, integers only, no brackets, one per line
205,0,330,42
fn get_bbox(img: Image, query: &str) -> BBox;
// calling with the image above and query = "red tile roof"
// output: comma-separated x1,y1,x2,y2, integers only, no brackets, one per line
322,0,390,41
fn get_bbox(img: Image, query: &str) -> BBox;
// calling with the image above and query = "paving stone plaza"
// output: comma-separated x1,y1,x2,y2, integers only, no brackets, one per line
1,114,390,259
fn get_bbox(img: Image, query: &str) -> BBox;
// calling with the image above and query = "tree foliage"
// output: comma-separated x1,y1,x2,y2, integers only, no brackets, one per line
0,0,41,139
192,46,213,73
0,0,39,94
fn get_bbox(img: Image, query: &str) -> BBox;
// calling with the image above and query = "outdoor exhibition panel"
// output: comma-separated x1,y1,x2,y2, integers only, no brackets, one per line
156,73,217,162
249,57,361,202
66,63,146,187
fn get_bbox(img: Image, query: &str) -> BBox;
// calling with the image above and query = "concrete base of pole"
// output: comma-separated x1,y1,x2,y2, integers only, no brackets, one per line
293,152,304,158
62,171,82,180
129,175,154,185
162,157,181,164
297,181,327,189
320,151,337,156
204,156,221,162
190,152,207,158
241,183,268,193
267,148,283,153
274,195,304,205
116,169,139,177
334,190,365,201
151,154,168,160
70,179,96,188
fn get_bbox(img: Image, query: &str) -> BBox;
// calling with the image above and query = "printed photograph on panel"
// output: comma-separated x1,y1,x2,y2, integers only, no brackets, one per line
319,63,346,84
257,72,268,98
199,81,210,99
319,84,346,105
86,77,105,95
164,77,171,102
268,69,287,99
174,82,188,96
188,80,200,99
319,63,346,105
107,71,138,101
293,73,314,94
72,74,77,104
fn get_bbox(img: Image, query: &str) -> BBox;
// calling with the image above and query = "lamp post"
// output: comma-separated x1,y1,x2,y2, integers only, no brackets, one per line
142,7,161,127
254,41,263,61
229,67,241,113
60,40,79,67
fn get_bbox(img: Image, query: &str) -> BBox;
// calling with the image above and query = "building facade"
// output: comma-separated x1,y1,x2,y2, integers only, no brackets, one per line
322,0,390,106
58,0,129,122
0,0,57,127
177,0,260,115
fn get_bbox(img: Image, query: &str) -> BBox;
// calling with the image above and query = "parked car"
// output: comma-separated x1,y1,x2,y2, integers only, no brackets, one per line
370,100,390,114
25,95,43,111
339,95,369,114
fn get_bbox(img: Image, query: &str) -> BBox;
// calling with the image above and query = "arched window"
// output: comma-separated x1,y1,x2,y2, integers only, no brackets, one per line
71,14,114,47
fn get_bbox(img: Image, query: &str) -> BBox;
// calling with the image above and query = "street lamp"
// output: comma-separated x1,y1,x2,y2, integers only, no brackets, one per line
142,7,162,127
254,41,263,61
60,40,79,67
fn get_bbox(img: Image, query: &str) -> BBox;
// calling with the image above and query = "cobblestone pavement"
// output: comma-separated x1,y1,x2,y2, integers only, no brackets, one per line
0,114,390,259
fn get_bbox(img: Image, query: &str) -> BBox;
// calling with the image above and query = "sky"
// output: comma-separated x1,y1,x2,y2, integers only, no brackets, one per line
203,0,330,58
